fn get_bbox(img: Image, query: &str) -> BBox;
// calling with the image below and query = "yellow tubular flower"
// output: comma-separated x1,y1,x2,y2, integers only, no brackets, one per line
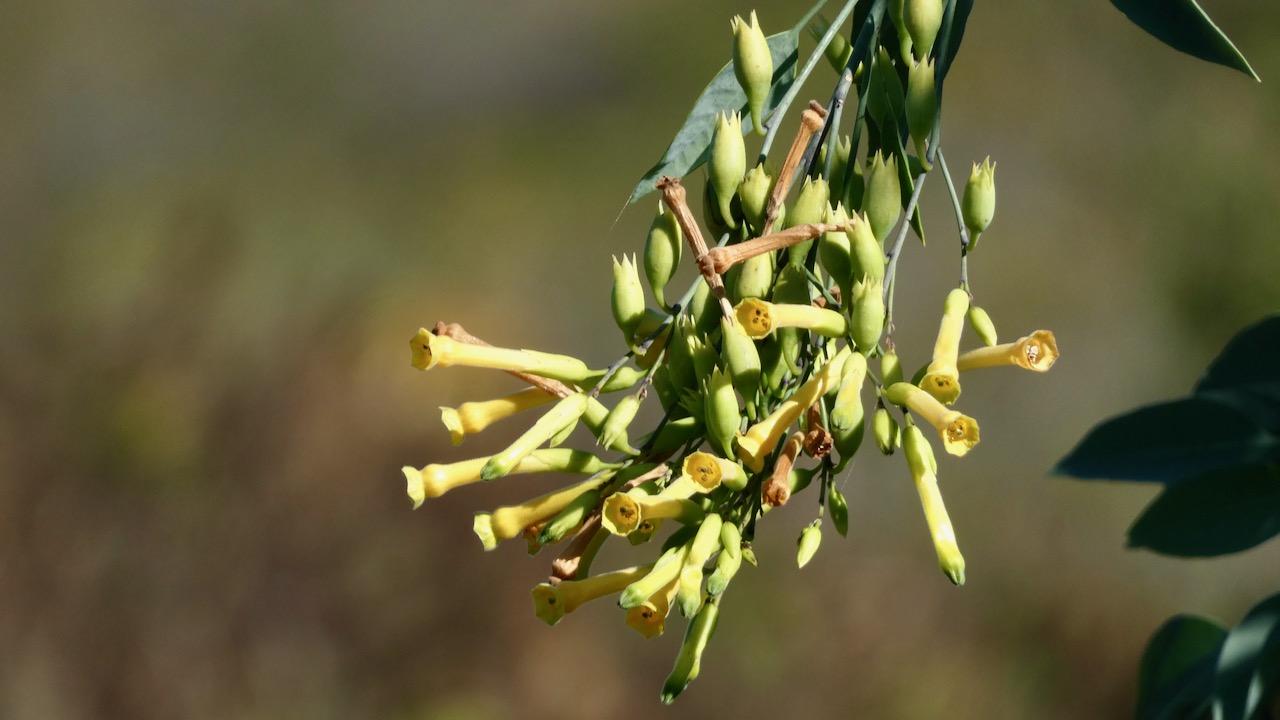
884,382,980,457
733,298,849,339
409,328,597,384
619,539,692,609
626,577,680,639
681,452,749,493
531,563,655,626
677,514,724,617
481,393,589,480
919,288,970,405
601,491,706,536
473,473,615,551
439,387,556,445
737,346,851,472
402,448,615,508
956,330,1059,373
904,426,965,585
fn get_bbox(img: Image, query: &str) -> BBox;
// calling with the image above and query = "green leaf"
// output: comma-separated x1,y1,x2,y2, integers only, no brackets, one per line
937,0,974,84
1054,396,1279,484
1110,0,1258,81
1137,614,1227,720
627,31,801,205
1196,316,1280,394
1213,591,1280,720
1128,464,1280,557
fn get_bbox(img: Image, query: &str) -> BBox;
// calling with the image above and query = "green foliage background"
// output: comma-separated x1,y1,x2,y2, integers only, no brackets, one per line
1,1,1278,718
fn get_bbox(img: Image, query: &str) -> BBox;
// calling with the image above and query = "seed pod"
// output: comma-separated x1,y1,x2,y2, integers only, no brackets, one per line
862,151,901,244
906,58,937,169
739,162,776,234
904,0,943,60
783,177,830,266
890,0,913,61
967,305,998,346
731,11,773,136
829,487,850,537
819,202,854,303
643,204,683,311
708,112,746,229
796,521,822,568
962,157,996,249
611,254,646,350
873,402,900,455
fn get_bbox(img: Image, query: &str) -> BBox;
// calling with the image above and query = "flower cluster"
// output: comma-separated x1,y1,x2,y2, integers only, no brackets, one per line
404,2,1057,702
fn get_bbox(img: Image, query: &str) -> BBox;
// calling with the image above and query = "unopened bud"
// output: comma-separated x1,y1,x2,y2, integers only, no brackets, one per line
819,202,855,302
967,305,998,346
905,58,937,169
810,15,853,72
644,204,683,310
873,403,900,455
962,157,996,249
731,11,774,136
599,393,642,452
851,275,886,354
739,162,776,234
796,521,822,568
828,487,850,537
862,151,901,244
904,0,943,60
611,255,646,350
709,112,746,229
705,367,742,458
881,347,904,387
783,177,831,266
849,211,886,285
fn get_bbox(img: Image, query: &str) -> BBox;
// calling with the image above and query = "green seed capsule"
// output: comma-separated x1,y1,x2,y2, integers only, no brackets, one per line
967,305,998,346
890,0,913,61
819,202,855,304
848,211,886,286
850,275,886,354
796,521,823,568
783,177,831,266
862,151,901,244
905,58,937,169
962,157,996,249
644,204,682,311
611,254,646,350
904,0,943,60
731,11,773,136
873,403,900,455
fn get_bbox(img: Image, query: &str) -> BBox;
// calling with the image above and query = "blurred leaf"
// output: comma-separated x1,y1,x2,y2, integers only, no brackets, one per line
937,0,974,84
628,31,800,205
1213,591,1280,720
1055,396,1279,484
1109,0,1258,80
1137,614,1226,720
1196,316,1280,394
1127,464,1280,557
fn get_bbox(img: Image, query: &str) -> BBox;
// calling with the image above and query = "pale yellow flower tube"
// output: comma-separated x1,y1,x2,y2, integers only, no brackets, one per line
402,448,614,508
884,382,980,457
439,387,556,445
956,330,1058,373
601,490,705,536
737,346,851,472
473,473,615,551
904,425,964,585
481,393,589,480
625,577,679,639
410,328,597,383
733,298,848,339
919,288,969,405
531,563,655,626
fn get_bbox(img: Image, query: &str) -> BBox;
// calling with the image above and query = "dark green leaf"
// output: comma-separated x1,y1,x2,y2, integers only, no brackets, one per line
1200,386,1280,435
937,0,974,84
1054,396,1279,484
1213,591,1280,720
1128,464,1280,557
1110,0,1258,80
1137,614,1226,720
627,31,800,205
1196,316,1280,394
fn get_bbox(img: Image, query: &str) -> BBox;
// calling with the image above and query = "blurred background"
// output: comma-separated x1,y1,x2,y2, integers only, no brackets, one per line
2,1,1278,718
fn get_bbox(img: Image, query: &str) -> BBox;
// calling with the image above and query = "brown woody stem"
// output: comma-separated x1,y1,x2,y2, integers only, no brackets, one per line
763,102,828,235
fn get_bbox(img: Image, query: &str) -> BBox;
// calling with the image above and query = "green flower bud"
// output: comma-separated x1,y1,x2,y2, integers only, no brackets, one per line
705,367,741,458
962,157,996,249
759,337,790,396
706,522,743,596
731,251,775,303
688,333,718,383
867,47,905,128
599,393,642,452
831,397,865,472
967,305,998,346
873,402,900,455
709,112,746,229
906,58,937,169
628,518,663,546
537,484,606,545
848,211,886,286
783,177,830,266
678,513,723,617
843,159,865,214
740,543,759,567
739,162,776,234
702,177,734,240
651,365,679,413
862,151,901,244
832,134,852,191
611,255,646,349
903,423,939,478
660,596,720,704
809,15,853,72
720,317,762,414
687,278,719,336
771,264,811,375
890,0,913,61
881,347,904,387
639,415,703,458
665,317,697,393
482,393,590,480
904,0,943,60
796,521,822,568
731,11,773,136
644,204,683,311
547,414,578,448
819,202,855,303
850,275,886,354
828,487,850,537
831,351,867,430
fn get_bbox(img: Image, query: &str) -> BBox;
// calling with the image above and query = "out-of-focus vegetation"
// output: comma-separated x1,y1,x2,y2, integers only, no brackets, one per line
1,2,1278,718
